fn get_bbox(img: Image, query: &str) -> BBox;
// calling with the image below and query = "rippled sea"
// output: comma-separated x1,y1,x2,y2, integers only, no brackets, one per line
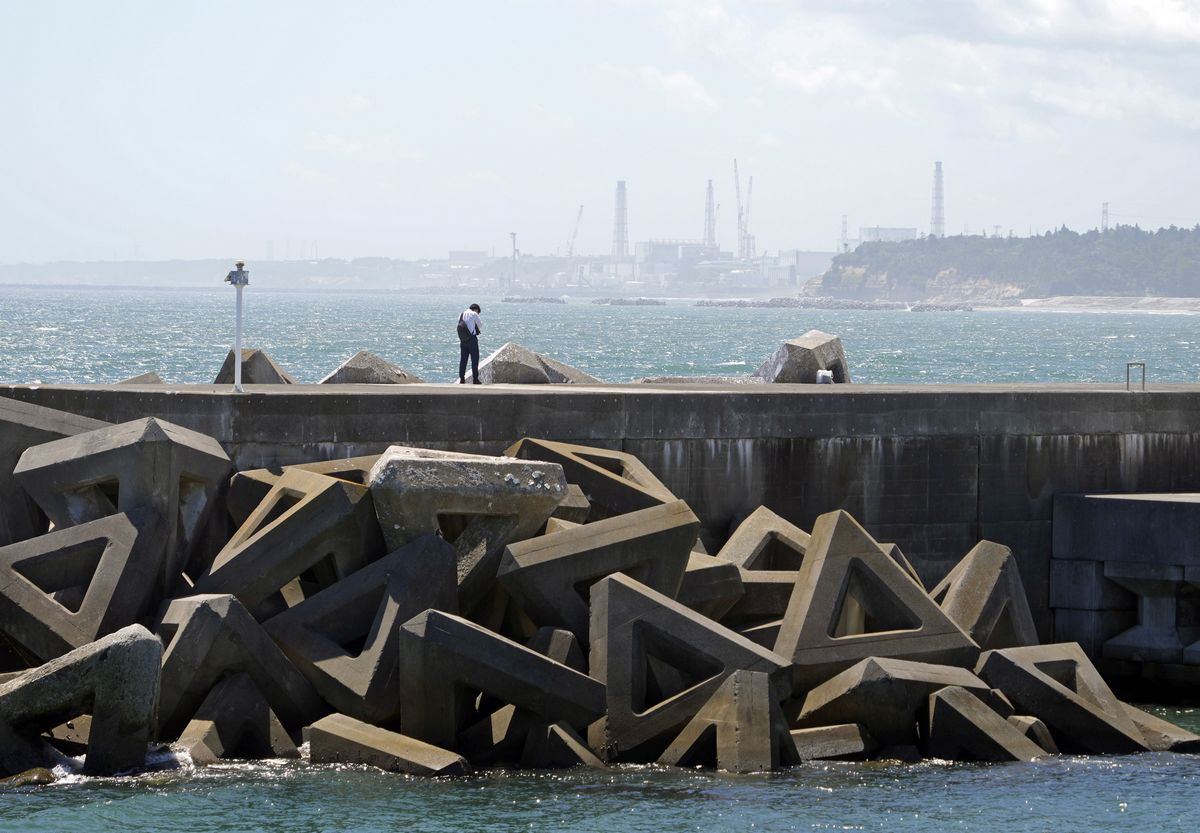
4,286,1200,831
2,286,1200,384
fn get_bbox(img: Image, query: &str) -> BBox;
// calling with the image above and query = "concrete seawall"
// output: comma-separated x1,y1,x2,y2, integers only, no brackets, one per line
5,381,1200,640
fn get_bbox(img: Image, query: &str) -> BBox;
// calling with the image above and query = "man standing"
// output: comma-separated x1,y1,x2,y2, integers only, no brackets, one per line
457,303,483,384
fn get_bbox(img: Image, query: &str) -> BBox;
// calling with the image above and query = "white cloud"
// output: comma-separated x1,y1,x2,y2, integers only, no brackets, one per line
597,63,719,110
306,134,425,163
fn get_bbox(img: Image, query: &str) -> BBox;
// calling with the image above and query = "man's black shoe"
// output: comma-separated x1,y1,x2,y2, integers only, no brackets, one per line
472,378,482,384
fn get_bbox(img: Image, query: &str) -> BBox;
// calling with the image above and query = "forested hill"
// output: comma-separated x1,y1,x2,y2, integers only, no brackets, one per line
807,225,1200,302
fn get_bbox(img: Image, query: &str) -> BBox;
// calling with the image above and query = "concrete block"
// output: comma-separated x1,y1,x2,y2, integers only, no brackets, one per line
774,510,979,690
309,713,469,775
196,469,384,615
716,506,810,571
739,619,782,649
175,672,298,765
13,417,232,596
975,643,1149,754
263,534,456,725
794,657,989,747
931,541,1039,650
521,721,606,769
1049,559,1136,611
226,468,281,528
526,627,586,672
214,348,297,384
926,685,1046,762
551,484,591,523
505,438,676,521
155,594,326,741
879,543,925,590
398,609,605,749
658,669,798,773
368,445,566,552
790,724,878,761
452,514,521,613
0,512,166,662
1007,715,1059,753
1102,561,1194,664
722,568,795,626
1120,703,1200,752
478,342,599,385
319,350,423,384
588,573,791,762
0,396,107,548
676,553,744,620
1054,492,1200,566
457,704,540,766
116,371,165,385
752,331,850,383
0,625,160,777
497,500,699,642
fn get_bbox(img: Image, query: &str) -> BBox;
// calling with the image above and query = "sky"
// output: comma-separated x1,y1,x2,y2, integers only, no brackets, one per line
2,0,1199,262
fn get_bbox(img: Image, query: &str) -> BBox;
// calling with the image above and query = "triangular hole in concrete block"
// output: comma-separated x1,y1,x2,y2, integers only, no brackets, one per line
309,582,389,660
1033,658,1079,691
576,452,625,476
634,621,725,713
983,602,1020,651
753,533,805,571
830,559,921,638
11,538,107,614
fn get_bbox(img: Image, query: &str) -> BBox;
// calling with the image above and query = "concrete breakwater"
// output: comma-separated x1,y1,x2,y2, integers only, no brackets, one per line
2,394,1198,779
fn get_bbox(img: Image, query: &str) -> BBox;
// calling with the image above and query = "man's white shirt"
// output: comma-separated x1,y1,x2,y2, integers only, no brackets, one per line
461,309,481,335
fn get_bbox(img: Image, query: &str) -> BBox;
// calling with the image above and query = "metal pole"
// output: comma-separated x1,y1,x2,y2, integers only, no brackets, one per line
234,284,244,393
510,232,517,292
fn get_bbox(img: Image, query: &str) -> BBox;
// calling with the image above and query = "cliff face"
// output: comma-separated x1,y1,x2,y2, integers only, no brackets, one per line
806,225,1200,302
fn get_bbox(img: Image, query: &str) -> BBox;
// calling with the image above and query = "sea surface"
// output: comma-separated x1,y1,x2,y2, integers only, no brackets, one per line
2,286,1199,385
4,285,1200,831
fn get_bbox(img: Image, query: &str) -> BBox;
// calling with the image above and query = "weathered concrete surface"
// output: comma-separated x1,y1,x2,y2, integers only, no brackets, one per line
309,713,469,775
0,397,108,548
753,331,850,384
9,382,1200,651
175,672,298,764
319,350,423,385
521,721,606,769
478,342,599,385
117,372,165,385
790,724,878,761
214,348,297,384
497,499,699,642
0,625,161,776
931,541,1039,651
925,684,1046,762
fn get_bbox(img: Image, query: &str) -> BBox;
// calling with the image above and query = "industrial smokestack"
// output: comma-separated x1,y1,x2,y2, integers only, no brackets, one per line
931,161,945,238
611,180,628,260
703,180,716,247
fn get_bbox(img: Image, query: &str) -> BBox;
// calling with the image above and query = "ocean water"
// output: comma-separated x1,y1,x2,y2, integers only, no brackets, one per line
2,286,1199,384
4,285,1200,830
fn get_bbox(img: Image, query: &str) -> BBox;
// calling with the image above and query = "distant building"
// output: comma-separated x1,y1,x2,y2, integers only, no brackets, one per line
448,250,488,270
859,227,918,243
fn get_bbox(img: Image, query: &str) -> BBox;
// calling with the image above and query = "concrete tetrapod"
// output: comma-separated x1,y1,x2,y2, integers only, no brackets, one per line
318,350,423,384
794,657,991,747
974,643,1149,754
658,669,798,773
263,534,457,725
309,713,469,775
0,625,161,777
774,510,979,691
213,348,297,384
398,609,605,749
367,445,567,553
0,512,167,663
588,573,791,762
497,499,700,643
676,553,745,621
0,397,108,548
752,330,850,383
717,506,811,571
930,541,1039,651
155,594,326,741
13,417,232,597
175,672,298,765
521,721,607,769
925,685,1047,762
196,468,384,616
504,438,677,522
790,724,879,761
478,342,599,385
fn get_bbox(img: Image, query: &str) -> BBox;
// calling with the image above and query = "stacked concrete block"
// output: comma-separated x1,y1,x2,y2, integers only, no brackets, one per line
4,420,1197,782
0,625,161,776
0,397,108,548
14,417,232,597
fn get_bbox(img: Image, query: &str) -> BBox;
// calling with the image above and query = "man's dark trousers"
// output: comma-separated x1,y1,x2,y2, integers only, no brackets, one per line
459,336,480,382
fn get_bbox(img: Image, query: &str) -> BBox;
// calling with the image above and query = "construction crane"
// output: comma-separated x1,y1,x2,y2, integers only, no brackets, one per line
566,205,583,258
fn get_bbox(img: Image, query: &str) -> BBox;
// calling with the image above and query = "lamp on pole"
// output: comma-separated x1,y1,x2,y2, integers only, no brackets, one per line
224,260,250,393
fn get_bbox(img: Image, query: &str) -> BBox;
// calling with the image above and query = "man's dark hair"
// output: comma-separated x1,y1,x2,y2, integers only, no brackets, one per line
469,303,481,312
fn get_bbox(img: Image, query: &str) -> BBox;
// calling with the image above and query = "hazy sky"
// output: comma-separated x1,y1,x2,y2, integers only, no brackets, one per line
3,0,1199,262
